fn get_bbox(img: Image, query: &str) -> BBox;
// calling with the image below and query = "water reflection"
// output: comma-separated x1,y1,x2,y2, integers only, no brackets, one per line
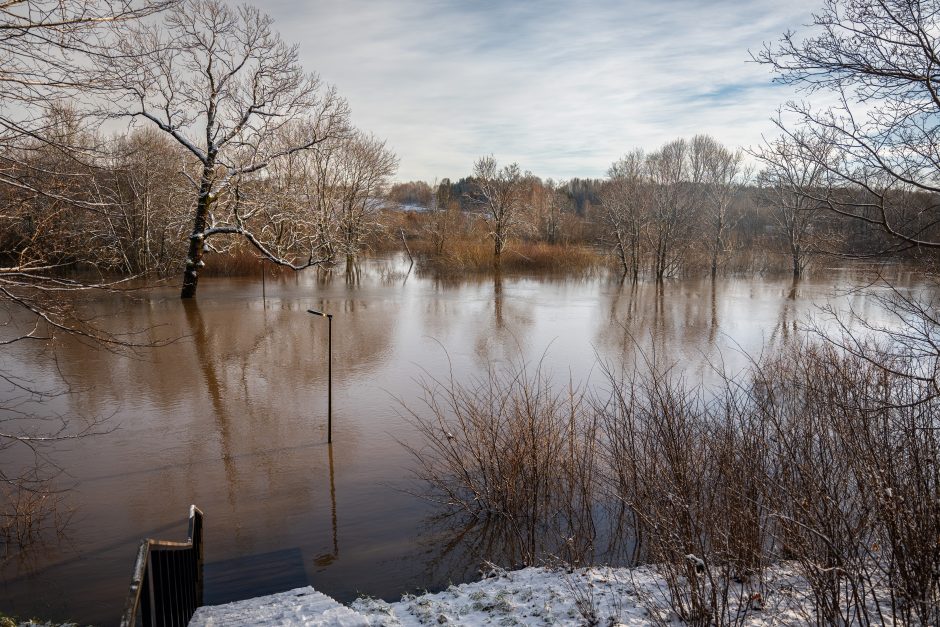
0,257,928,625
182,300,239,530
313,444,338,568
769,276,801,345
493,271,503,329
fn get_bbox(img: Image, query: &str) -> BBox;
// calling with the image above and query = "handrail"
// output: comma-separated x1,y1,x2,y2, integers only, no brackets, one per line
120,505,204,627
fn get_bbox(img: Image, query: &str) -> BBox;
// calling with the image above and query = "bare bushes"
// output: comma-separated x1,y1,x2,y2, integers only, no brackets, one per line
599,364,771,625
407,341,940,624
0,472,69,562
760,344,940,625
404,360,600,567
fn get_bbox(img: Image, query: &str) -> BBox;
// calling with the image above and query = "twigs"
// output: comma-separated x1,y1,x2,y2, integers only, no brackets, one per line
405,332,940,624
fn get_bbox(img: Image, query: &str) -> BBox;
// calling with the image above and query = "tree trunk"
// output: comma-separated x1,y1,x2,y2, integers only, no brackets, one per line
711,233,720,278
630,227,640,283
180,176,212,299
493,232,502,270
617,241,629,276
791,241,802,279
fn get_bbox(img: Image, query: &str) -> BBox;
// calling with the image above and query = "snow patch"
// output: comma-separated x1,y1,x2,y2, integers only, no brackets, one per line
352,564,821,626
178,563,859,625
189,586,368,626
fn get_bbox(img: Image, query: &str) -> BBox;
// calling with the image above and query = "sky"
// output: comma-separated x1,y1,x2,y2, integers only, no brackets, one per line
262,0,823,183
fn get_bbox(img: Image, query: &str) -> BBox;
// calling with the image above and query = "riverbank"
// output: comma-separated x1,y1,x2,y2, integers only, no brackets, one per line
185,562,877,626
350,563,819,625
6,560,892,625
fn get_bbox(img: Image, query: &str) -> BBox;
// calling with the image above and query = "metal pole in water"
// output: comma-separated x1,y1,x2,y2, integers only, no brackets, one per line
307,309,333,443
327,313,332,443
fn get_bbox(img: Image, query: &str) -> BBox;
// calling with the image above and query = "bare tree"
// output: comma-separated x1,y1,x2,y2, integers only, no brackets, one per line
1,0,175,152
1,1,180,258
647,139,700,281
88,129,191,275
0,1,184,329
422,180,466,257
692,135,751,278
330,132,398,263
600,149,649,281
754,131,832,278
99,0,350,297
754,4,940,620
523,176,566,245
0,1,185,552
468,156,525,269
229,119,338,270
756,0,940,253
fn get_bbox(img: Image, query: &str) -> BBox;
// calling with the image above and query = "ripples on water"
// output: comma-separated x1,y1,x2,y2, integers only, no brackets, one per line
0,257,926,625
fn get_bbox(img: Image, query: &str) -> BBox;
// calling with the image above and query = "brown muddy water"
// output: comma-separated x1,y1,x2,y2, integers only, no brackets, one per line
0,257,928,625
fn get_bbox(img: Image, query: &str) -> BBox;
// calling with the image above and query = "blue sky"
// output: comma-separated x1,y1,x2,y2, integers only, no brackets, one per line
265,0,822,182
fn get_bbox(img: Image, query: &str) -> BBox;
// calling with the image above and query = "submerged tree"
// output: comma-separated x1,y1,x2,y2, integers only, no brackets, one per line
600,150,648,281
100,0,350,298
327,132,398,263
693,135,750,278
468,156,525,269
647,139,701,281
754,131,831,278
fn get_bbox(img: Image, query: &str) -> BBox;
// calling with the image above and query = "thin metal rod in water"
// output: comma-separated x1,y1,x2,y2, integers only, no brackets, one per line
307,309,333,443
328,443,337,556
327,313,332,443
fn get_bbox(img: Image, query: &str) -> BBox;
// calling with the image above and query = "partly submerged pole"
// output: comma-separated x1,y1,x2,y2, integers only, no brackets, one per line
307,309,333,443
327,313,332,443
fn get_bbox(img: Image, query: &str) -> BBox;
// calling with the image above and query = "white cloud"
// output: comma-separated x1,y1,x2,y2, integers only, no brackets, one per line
263,0,824,181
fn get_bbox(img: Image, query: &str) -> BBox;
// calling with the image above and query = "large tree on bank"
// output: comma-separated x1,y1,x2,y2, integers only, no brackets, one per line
757,0,940,253
100,0,350,298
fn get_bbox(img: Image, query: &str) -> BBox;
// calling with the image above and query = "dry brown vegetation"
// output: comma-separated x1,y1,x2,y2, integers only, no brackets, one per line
407,329,940,624
413,239,602,275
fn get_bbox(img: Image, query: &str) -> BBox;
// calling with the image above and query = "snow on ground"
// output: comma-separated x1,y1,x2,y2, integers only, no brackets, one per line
190,587,367,626
8,563,840,626
352,564,816,626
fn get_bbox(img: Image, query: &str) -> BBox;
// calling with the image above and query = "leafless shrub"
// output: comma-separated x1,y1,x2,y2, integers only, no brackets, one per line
402,355,600,568
0,470,70,562
597,359,769,626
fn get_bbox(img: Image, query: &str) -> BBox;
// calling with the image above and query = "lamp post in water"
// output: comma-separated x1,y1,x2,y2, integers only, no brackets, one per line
307,309,333,443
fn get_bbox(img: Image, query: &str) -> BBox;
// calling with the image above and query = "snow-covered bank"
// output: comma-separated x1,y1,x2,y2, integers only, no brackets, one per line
11,563,879,626
352,564,819,626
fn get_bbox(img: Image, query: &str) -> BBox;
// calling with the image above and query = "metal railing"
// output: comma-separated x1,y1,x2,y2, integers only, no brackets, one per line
120,505,204,627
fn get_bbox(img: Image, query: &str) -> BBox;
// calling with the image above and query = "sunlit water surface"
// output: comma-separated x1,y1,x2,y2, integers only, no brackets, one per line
0,257,929,625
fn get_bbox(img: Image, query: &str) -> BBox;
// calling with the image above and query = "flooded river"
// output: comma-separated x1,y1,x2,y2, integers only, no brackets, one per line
0,257,927,625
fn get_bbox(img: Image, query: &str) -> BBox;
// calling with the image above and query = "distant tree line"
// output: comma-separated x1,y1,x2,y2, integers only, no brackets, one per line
4,114,932,289
389,135,934,277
